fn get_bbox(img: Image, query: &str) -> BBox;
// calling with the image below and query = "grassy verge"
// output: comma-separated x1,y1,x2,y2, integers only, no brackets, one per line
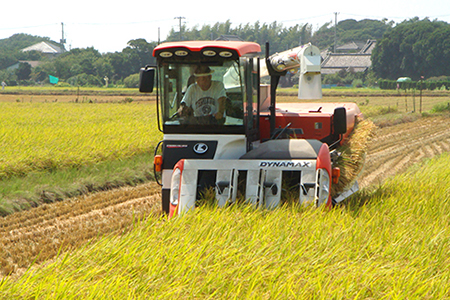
1,153,449,298
0,152,155,216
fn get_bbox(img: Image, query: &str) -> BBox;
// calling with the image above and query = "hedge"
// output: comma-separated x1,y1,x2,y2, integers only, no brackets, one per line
378,79,450,90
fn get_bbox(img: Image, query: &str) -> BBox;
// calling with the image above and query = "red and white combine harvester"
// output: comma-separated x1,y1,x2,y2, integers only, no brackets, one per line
139,41,362,217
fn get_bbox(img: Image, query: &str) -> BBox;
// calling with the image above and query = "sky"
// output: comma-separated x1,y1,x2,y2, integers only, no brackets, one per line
1,0,450,53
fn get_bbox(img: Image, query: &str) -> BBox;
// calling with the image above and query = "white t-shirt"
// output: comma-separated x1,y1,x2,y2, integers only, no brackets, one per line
181,81,227,117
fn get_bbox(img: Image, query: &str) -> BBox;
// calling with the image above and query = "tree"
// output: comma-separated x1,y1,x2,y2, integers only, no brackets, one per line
122,39,156,70
311,19,392,52
310,22,334,50
372,18,449,79
15,62,31,80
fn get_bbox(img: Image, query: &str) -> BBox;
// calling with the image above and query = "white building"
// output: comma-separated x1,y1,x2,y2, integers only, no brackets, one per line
21,41,63,59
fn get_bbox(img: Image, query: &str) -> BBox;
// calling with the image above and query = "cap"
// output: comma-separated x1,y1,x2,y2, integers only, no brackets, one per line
194,66,214,77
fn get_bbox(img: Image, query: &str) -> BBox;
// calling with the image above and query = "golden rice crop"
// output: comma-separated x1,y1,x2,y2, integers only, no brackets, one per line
0,102,161,178
1,153,450,298
331,117,377,197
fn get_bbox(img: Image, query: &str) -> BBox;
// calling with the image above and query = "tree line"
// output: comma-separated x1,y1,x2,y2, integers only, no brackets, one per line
0,34,158,87
165,19,391,55
1,18,449,88
372,18,450,81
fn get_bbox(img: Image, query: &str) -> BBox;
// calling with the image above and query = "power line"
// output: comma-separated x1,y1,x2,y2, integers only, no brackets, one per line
0,23,59,31
174,16,185,40
334,12,339,53
0,19,174,32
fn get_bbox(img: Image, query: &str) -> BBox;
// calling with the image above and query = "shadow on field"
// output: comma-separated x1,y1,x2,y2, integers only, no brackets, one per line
339,185,393,214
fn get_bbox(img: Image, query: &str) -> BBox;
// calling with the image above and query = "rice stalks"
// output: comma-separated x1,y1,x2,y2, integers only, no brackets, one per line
331,117,377,197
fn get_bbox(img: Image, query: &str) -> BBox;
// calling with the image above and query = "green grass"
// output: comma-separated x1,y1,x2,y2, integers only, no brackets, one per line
1,153,450,299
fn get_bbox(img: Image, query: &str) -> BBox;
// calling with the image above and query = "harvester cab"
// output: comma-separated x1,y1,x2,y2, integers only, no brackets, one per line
139,41,362,216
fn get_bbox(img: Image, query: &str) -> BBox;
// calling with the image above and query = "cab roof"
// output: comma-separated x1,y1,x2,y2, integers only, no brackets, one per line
153,41,261,57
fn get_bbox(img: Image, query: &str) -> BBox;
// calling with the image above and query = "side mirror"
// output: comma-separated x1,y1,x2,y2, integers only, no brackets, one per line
139,66,155,93
333,107,347,135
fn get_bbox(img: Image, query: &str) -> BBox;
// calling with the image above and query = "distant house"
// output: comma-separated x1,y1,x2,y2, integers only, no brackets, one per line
21,41,63,59
7,60,42,71
6,41,62,70
321,40,376,75
335,41,368,53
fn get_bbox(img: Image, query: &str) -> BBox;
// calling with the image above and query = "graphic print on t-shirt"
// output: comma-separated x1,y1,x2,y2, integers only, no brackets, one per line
194,97,216,116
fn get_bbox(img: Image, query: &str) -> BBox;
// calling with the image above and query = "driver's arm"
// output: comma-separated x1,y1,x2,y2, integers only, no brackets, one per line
178,85,194,117
178,102,193,117
214,96,226,120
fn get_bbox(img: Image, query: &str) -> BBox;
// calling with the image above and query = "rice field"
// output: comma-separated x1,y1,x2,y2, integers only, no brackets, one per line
0,101,161,178
0,88,450,298
1,153,449,298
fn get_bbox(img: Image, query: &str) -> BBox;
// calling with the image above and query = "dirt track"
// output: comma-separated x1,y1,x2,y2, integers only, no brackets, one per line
1,115,450,276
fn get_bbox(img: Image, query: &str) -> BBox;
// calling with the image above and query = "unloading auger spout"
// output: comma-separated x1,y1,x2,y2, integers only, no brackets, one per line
261,43,322,99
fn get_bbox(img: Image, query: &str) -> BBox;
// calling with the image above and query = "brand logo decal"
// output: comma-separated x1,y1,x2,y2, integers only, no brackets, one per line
167,144,188,148
193,143,208,154
259,161,312,168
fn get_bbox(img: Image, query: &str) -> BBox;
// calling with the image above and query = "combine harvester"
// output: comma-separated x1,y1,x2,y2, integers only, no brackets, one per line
139,40,371,217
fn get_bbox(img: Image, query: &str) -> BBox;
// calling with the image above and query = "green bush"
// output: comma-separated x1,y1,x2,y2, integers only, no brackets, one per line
123,73,140,88
431,102,450,113
55,81,72,87
67,74,103,87
379,79,450,90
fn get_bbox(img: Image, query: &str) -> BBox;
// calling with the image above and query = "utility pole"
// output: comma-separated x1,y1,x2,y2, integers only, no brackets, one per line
174,16,185,40
334,12,339,53
60,22,66,52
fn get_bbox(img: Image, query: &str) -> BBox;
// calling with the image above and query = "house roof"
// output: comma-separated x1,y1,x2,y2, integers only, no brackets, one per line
20,60,42,68
321,40,376,74
336,40,376,53
336,41,363,52
321,53,372,74
359,40,376,54
6,60,42,70
21,41,62,54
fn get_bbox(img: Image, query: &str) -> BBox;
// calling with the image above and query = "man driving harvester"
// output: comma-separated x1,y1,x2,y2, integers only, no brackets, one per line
178,65,227,123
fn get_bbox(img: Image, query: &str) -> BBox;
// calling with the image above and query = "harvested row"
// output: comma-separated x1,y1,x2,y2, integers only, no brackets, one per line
360,116,450,187
0,183,160,276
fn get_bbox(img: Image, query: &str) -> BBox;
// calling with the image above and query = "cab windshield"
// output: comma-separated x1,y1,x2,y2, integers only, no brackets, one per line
158,60,244,134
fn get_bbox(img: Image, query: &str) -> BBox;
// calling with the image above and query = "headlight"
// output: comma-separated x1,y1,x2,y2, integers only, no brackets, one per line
316,168,330,206
170,168,181,206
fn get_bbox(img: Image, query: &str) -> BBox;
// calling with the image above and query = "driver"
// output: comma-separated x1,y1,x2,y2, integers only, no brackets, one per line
178,65,226,121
